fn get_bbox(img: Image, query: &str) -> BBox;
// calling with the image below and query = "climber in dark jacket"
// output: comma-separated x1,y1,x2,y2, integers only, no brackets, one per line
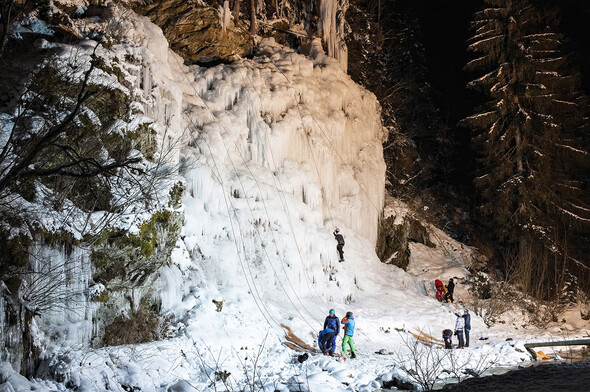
333,228,345,262
323,309,340,355
463,309,471,347
444,278,455,303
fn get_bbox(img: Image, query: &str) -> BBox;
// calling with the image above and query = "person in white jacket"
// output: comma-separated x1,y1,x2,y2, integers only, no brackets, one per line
454,313,465,348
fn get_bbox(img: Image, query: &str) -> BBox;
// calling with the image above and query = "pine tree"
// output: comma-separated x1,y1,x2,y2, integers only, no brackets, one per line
463,0,590,298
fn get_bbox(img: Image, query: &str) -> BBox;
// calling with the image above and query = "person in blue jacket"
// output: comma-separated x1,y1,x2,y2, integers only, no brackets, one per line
463,309,471,347
341,311,357,358
323,309,340,356
318,327,336,354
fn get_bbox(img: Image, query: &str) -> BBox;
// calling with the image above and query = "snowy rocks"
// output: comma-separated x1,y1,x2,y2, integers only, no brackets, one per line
374,348,393,355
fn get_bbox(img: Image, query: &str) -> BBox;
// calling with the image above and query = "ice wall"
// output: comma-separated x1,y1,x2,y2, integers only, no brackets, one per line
183,38,386,246
26,243,95,347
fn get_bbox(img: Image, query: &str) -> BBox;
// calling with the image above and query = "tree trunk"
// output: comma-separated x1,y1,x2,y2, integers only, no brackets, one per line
0,0,14,57
249,0,257,34
232,0,240,23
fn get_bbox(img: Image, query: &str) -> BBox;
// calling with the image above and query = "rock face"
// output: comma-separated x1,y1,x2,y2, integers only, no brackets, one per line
136,0,252,64
376,200,435,270
0,6,188,373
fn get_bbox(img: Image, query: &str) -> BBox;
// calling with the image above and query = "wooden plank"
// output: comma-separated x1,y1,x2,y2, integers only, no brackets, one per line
409,329,444,347
282,341,307,352
281,324,320,354
415,328,442,343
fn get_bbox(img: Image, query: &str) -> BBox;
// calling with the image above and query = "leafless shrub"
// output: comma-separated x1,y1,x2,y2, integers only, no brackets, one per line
190,335,286,392
471,285,513,327
235,333,269,392
527,300,564,328
443,349,499,385
392,333,451,391
393,332,500,390
101,300,171,347
19,247,88,315
469,272,515,327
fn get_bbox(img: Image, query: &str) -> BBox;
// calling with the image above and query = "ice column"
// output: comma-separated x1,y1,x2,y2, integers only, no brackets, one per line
319,0,348,72
218,0,232,32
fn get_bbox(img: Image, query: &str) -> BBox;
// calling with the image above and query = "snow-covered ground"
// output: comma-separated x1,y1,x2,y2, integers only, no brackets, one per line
2,4,590,392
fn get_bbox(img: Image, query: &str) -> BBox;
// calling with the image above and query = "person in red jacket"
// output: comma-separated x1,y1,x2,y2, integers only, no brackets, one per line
435,279,445,302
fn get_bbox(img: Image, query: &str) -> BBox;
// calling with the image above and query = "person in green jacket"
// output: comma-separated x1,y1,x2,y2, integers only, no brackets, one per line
341,311,357,358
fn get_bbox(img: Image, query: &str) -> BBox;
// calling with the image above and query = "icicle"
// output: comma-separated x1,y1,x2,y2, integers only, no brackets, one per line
318,0,348,72
142,65,151,98
218,0,233,32
319,0,338,59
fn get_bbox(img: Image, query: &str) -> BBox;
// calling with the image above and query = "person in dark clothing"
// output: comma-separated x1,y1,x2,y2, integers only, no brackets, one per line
333,229,345,262
442,329,453,349
454,312,465,348
318,328,336,354
444,278,455,303
463,309,471,347
323,309,340,355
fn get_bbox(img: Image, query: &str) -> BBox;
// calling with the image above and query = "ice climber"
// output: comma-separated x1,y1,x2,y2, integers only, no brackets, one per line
463,309,471,347
454,312,465,348
333,228,345,262
341,311,357,358
323,309,340,356
444,278,455,303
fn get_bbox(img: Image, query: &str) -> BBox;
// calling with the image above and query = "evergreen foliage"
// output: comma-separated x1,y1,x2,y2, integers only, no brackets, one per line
463,0,590,298
347,2,449,200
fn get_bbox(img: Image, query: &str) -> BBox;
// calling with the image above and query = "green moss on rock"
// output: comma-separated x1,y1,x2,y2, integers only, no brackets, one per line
92,210,183,286
168,181,185,209
92,290,109,303
126,122,157,161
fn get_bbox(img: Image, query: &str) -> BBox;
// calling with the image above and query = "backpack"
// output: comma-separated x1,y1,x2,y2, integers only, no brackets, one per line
341,317,348,335
318,329,326,351
335,234,345,245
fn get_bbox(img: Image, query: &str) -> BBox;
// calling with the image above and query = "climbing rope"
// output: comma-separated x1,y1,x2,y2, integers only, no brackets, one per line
171,54,323,333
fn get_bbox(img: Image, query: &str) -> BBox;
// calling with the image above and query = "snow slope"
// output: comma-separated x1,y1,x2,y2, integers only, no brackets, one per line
2,5,589,392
